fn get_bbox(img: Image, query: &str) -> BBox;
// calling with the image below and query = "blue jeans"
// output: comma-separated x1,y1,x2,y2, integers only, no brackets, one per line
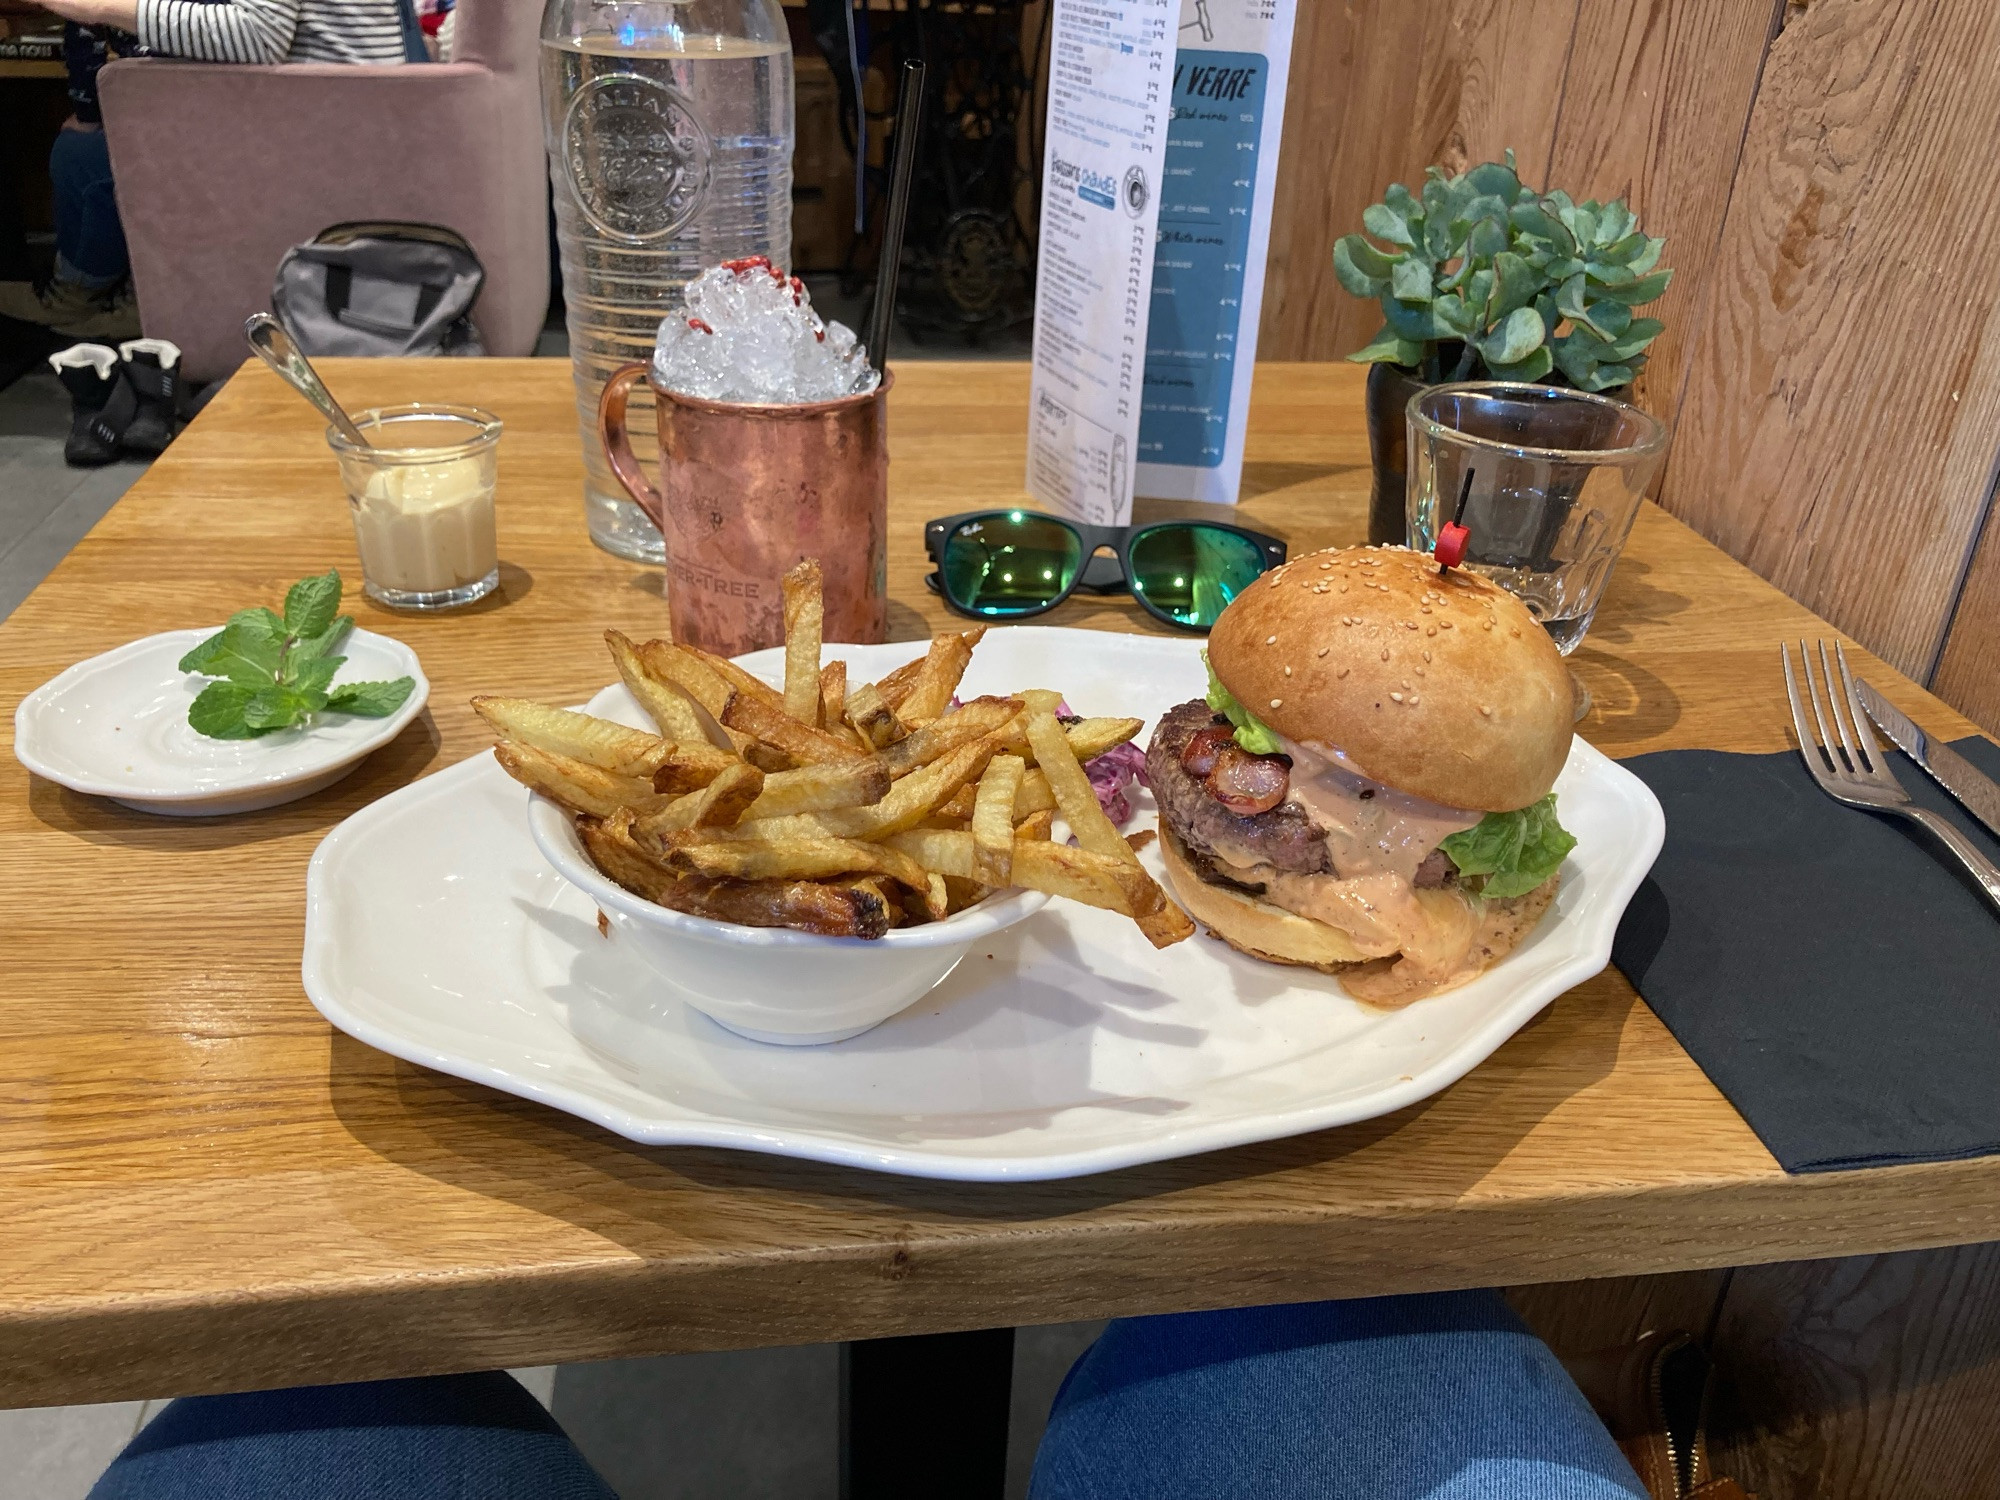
50,125,128,287
90,1293,1643,1499
1031,1291,1648,1499
88,1372,615,1499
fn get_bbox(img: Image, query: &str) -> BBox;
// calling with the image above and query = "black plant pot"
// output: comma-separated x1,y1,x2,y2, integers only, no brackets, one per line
1363,360,1431,546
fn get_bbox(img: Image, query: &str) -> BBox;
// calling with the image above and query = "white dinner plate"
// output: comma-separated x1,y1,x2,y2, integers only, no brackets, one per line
301,627,1663,1181
14,627,429,816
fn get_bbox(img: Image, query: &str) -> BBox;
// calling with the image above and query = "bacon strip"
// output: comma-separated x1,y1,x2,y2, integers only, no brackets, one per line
1206,745,1291,815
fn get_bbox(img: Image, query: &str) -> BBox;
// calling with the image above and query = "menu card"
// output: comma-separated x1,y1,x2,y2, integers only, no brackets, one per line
1026,0,1176,525
1134,0,1297,503
1028,0,1297,521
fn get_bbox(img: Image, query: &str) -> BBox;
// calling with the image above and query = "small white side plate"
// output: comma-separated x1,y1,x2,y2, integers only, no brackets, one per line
301,627,1665,1182
14,627,429,816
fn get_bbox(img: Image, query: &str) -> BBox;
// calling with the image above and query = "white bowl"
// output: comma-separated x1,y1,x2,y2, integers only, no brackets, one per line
525,787,1051,1045
14,627,428,816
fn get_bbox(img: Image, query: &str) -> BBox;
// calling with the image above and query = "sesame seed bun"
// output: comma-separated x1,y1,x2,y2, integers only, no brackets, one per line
1207,545,1572,812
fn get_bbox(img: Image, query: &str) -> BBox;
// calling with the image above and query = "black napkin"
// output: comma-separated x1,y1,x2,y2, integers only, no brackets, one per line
1612,735,2000,1173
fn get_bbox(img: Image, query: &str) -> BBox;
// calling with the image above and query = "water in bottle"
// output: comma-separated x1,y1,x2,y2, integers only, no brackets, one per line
541,0,795,561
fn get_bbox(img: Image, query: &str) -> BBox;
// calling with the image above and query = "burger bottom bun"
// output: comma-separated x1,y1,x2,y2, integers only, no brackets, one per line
1157,827,1560,984
1159,829,1370,971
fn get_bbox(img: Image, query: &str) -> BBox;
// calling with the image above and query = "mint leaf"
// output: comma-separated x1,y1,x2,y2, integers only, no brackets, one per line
1203,651,1285,755
284,569,343,639
1439,794,1577,899
289,615,354,669
187,681,262,739
327,676,415,718
242,685,324,731
179,608,284,678
292,654,345,698
179,613,286,687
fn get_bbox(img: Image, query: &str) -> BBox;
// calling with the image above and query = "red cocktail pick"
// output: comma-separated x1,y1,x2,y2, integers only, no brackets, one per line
1436,468,1475,573
1435,521,1470,570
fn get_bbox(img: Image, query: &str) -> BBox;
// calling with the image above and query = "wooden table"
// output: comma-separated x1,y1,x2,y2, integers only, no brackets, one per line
4,361,1997,1429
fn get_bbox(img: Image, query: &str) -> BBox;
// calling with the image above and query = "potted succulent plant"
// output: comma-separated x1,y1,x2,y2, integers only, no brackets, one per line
1334,151,1673,543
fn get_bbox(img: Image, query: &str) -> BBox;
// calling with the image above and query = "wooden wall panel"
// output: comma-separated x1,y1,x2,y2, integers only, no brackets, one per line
1657,0,2000,678
1257,0,1578,363
1929,505,2000,734
1542,0,1781,414
1707,1244,2000,1500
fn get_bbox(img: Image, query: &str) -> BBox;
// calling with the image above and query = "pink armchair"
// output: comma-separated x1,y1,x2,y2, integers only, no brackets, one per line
97,0,548,385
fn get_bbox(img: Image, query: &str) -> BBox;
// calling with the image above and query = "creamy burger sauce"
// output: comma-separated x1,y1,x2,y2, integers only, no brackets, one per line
1200,734,1539,1005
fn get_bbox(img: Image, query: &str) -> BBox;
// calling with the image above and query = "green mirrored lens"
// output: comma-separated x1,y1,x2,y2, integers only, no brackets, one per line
1128,525,1269,628
940,513,1084,617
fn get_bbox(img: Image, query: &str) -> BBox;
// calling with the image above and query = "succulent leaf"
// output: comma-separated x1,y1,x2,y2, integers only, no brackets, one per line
1361,202,1415,249
1348,325,1427,366
1601,267,1673,305
1486,345,1555,382
1333,236,1392,296
1480,305,1547,365
1390,257,1433,303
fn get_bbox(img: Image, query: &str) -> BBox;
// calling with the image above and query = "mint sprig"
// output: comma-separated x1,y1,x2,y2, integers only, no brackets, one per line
178,569,414,739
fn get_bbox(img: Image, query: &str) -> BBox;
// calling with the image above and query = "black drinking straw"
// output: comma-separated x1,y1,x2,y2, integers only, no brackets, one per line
867,59,927,374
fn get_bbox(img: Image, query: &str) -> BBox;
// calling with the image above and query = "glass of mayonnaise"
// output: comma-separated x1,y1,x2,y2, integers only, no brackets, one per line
328,404,503,610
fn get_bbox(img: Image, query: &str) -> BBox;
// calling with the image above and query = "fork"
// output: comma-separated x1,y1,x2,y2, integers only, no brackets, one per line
1782,640,2000,913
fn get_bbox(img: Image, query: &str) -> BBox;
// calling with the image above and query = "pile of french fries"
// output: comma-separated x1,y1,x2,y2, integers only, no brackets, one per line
475,561,1194,947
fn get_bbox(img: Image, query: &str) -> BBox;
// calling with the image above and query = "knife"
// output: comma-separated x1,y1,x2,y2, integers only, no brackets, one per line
1857,678,2000,840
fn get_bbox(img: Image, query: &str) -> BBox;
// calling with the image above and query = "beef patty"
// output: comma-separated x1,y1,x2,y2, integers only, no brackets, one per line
1145,699,1453,890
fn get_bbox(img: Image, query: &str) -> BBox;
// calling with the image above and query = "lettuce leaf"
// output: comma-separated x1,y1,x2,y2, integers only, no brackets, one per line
1203,652,1285,755
1438,794,1576,899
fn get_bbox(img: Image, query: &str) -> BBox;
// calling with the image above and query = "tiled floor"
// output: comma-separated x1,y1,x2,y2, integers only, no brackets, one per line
0,371,149,623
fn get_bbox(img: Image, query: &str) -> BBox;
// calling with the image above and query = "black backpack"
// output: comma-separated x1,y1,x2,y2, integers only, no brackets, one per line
272,221,485,358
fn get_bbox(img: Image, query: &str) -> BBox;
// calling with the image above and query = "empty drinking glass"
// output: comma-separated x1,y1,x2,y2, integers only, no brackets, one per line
1406,383,1668,658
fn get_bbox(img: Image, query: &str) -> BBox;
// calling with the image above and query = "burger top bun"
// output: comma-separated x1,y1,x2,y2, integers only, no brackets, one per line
1207,545,1572,813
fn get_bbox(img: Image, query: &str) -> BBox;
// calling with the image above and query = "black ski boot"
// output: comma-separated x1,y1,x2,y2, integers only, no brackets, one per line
117,338,183,458
48,343,126,467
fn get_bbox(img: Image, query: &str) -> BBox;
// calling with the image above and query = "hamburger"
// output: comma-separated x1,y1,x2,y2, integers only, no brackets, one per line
1146,545,1576,1006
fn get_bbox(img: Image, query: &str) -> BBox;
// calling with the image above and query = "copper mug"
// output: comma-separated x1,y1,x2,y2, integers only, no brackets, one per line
597,365,891,655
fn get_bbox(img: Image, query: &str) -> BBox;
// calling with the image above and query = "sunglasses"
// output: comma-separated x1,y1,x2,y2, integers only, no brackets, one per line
924,510,1287,632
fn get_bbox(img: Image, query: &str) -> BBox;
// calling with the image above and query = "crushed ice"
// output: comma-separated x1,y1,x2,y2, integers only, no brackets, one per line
652,258,879,404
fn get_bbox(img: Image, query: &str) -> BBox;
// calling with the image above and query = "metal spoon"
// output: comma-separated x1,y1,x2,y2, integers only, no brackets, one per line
242,312,371,448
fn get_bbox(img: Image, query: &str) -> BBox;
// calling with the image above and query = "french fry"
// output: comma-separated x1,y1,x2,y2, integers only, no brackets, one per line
649,741,745,795
737,759,889,821
472,696,667,779
579,813,891,938
661,735,1003,847
818,658,847,733
1023,710,1130,861
1019,688,1064,716
933,785,977,823
639,761,766,835
632,637,770,761
722,691,873,766
1023,711,1193,948
971,754,1024,885
636,639,734,722
1062,716,1145,762
1015,809,1055,841
781,560,824,724
605,630,715,747
1014,769,1056,818
843,680,909,748
665,833,937,894
942,875,990,914
880,697,1023,777
884,829,1155,915
494,740,668,819
898,631,979,721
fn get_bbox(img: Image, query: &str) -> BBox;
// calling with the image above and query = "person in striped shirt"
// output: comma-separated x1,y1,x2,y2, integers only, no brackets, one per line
0,0,423,337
